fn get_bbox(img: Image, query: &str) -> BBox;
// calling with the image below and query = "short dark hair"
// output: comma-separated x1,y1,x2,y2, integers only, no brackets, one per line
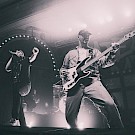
78,30,91,37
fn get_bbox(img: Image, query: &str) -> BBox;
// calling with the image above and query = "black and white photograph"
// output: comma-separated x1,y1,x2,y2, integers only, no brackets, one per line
0,0,135,135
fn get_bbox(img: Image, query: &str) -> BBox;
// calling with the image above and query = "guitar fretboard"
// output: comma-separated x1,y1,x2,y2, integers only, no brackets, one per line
81,30,135,71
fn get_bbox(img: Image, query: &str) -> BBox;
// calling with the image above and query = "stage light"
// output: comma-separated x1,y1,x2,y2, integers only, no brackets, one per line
77,122,85,130
25,113,37,127
98,17,105,24
29,0,135,42
68,28,72,32
45,102,49,107
97,32,101,36
27,122,33,128
125,10,132,17
98,15,113,24
66,125,71,129
106,16,113,22
81,23,87,29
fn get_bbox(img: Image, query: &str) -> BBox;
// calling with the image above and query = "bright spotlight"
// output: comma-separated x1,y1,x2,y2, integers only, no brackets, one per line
98,17,105,24
77,122,85,130
66,125,71,129
27,122,33,128
125,10,132,17
81,23,87,29
25,112,37,127
45,102,49,107
68,28,72,32
106,16,113,22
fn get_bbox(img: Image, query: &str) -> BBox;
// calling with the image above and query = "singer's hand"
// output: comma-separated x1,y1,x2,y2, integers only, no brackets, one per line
32,47,39,54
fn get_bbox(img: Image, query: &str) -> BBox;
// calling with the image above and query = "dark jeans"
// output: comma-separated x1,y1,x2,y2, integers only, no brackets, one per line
65,80,124,128
12,82,26,126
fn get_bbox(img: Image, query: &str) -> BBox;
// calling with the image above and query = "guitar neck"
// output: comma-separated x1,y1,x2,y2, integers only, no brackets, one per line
81,47,112,71
80,30,135,71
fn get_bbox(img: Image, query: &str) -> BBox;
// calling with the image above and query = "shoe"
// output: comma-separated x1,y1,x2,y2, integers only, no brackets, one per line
9,118,20,126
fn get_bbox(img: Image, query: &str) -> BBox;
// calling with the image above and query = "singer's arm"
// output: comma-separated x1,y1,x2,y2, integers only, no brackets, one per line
29,47,39,63
5,56,13,72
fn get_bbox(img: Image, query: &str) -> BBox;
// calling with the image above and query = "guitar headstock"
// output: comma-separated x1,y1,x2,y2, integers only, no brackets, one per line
124,30,135,39
118,29,135,45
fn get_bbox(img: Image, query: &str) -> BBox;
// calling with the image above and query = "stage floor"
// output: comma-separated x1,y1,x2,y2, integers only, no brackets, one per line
0,126,135,135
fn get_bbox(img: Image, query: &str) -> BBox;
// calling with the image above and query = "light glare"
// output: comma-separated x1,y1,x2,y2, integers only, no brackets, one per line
77,122,85,130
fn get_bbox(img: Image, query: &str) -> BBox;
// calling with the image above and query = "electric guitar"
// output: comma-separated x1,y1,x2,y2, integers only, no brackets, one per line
62,30,135,91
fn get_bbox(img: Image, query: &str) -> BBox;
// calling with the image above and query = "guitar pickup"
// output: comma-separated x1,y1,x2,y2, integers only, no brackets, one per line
68,82,75,87
72,71,76,78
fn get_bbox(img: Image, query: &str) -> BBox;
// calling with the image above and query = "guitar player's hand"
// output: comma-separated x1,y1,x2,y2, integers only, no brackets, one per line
111,42,120,53
60,68,73,81
60,69,69,78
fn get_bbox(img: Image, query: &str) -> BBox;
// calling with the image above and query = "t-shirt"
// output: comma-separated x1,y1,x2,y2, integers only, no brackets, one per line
11,55,31,85
60,47,116,78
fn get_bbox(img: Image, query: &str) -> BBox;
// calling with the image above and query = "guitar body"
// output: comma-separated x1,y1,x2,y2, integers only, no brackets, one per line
63,57,91,91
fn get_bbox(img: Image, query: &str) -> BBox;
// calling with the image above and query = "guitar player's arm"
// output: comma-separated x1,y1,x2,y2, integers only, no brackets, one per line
5,56,13,72
29,47,39,63
98,43,120,68
60,51,71,79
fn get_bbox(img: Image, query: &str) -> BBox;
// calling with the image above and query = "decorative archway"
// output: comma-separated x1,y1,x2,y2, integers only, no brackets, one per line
0,34,58,73
0,34,58,116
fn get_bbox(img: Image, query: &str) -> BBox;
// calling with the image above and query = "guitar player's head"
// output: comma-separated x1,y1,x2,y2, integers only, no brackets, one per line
78,29,92,48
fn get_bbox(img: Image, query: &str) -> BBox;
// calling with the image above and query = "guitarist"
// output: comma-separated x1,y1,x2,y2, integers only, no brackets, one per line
5,47,39,126
60,29,124,128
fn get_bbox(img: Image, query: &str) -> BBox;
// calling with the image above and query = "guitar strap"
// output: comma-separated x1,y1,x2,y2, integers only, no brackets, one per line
77,47,94,63
77,47,87,63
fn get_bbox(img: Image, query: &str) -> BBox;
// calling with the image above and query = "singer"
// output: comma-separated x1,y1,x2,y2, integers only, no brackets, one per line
5,47,39,126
